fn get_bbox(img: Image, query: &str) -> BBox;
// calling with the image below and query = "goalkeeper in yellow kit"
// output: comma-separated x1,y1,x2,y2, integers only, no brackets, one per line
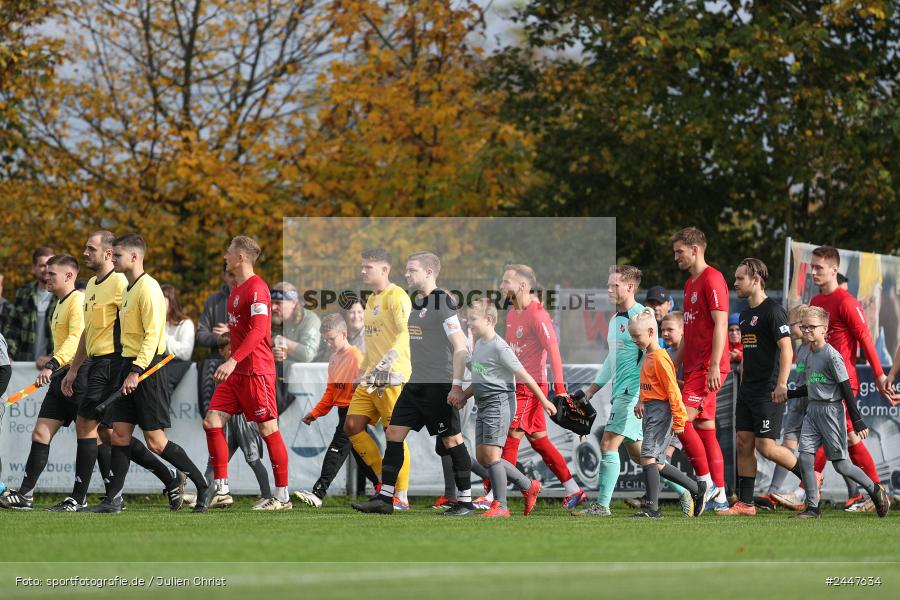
342,248,413,509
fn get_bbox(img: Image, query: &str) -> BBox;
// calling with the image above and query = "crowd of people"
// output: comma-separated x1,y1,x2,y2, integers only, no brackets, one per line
0,226,897,520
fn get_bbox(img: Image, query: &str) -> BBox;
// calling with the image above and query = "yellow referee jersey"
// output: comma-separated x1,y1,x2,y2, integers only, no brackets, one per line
363,283,411,381
50,290,84,368
83,271,128,357
120,273,167,372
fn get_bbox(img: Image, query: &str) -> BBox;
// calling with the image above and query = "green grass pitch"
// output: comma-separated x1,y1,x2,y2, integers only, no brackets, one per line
1,494,898,599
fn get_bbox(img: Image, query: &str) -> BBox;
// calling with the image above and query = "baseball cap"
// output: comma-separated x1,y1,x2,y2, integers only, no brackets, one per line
645,285,668,305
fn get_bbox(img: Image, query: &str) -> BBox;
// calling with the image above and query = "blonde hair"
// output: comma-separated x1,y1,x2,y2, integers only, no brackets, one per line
662,310,684,326
804,305,829,327
628,307,658,337
610,265,642,286
231,235,261,263
468,297,498,324
788,303,808,322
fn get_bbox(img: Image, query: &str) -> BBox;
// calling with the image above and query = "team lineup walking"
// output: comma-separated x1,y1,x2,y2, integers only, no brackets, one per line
1,227,896,521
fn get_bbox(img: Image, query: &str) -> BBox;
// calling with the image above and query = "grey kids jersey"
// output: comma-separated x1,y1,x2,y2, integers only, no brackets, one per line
469,335,523,398
795,343,849,402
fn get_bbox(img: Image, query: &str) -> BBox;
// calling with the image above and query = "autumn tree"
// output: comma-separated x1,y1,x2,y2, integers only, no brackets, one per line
11,0,334,310
292,0,534,217
491,0,900,288
0,1,66,290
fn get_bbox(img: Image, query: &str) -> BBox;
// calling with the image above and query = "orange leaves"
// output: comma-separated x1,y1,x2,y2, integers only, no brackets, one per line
297,1,532,217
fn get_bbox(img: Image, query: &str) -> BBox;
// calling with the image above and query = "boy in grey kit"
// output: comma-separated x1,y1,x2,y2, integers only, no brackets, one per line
787,306,889,519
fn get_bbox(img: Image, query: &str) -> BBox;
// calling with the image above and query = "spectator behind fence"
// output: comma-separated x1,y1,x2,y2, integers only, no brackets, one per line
340,296,366,354
271,281,322,414
5,247,56,364
162,284,195,393
271,281,322,363
196,265,237,415
196,262,235,360
0,274,11,331
645,285,675,348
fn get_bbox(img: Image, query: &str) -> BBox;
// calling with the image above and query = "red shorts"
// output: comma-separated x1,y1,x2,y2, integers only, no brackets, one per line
682,370,728,422
510,383,549,435
208,372,278,423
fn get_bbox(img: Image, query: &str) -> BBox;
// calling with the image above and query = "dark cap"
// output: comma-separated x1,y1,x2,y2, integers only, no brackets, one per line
645,285,668,305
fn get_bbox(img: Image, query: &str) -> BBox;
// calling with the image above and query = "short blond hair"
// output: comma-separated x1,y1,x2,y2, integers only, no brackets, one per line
788,303,808,322
468,297,498,324
803,305,829,327
610,265,642,286
320,313,347,334
231,235,261,263
662,310,684,326
628,307,658,337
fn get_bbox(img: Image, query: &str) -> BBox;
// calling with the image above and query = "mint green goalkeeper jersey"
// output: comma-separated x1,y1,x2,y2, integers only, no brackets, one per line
593,302,645,399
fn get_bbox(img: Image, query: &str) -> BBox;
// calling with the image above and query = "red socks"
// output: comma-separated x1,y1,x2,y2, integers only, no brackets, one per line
263,430,290,487
696,425,725,488
849,440,880,483
501,435,521,466
530,435,573,483
677,422,710,477
814,445,827,473
205,427,230,480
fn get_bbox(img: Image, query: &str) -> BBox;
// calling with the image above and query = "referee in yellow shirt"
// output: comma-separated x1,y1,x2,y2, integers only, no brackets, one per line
0,255,84,510
58,231,184,512
89,234,208,513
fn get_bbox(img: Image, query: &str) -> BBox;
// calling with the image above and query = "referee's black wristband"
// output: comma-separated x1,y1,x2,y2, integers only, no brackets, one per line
130,364,145,375
44,359,60,372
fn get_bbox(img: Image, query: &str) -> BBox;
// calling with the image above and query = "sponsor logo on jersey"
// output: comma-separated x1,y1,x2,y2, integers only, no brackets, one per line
250,302,267,316
373,305,380,316
419,308,427,318
750,316,758,326
779,325,790,334
619,323,626,333
541,323,551,339
712,289,720,308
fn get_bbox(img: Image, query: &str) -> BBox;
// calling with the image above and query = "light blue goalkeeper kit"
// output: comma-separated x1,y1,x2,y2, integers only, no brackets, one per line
593,302,688,507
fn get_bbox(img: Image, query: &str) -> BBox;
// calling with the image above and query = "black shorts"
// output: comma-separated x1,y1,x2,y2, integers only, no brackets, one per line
38,369,85,427
77,355,122,422
390,382,460,437
735,392,784,439
108,355,172,431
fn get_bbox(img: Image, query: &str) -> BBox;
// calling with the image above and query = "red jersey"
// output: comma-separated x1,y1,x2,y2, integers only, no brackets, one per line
811,287,883,392
682,266,730,375
227,274,275,375
505,300,566,395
